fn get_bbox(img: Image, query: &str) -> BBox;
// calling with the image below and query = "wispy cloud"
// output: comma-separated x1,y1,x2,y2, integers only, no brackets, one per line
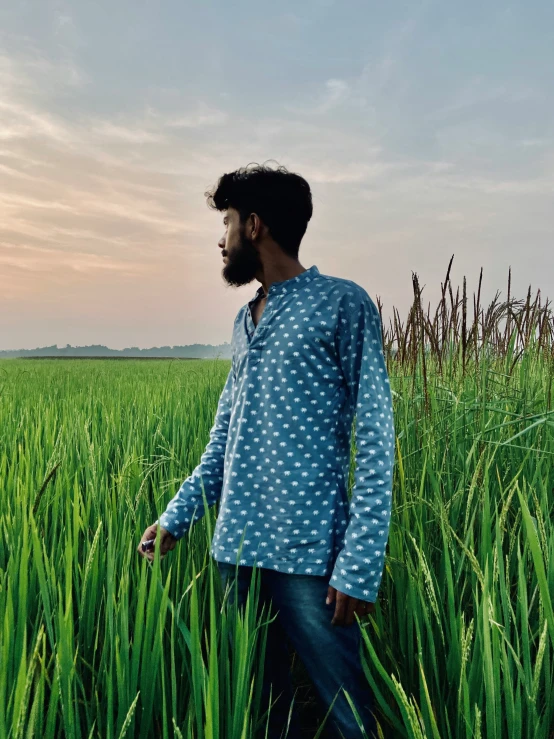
165,105,229,128
314,78,351,113
0,242,148,274
430,76,541,120
0,99,73,143
90,122,164,144
0,48,233,302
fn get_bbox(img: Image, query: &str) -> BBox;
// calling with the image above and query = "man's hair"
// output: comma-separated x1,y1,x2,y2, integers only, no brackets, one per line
205,161,313,258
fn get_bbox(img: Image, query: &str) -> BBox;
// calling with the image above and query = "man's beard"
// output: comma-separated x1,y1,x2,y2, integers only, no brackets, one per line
222,231,263,287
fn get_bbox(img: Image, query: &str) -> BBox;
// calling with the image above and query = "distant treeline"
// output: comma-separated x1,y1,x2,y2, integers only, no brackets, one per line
0,343,233,359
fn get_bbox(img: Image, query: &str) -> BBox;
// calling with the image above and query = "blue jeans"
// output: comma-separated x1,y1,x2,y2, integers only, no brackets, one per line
215,560,378,739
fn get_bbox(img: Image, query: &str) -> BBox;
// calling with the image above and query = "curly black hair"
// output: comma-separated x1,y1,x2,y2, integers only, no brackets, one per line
205,161,313,258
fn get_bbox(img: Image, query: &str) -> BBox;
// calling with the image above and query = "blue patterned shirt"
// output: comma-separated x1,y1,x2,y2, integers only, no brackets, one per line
157,265,395,602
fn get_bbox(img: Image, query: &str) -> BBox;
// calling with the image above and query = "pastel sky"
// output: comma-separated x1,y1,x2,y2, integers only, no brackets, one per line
1,1,553,350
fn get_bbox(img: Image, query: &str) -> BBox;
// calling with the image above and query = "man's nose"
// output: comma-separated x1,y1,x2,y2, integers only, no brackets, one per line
218,235,225,249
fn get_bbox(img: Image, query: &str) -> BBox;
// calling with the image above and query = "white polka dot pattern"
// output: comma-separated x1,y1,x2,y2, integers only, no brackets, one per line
157,265,395,603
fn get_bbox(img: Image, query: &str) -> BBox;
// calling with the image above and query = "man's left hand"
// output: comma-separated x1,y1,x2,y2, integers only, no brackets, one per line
326,585,375,627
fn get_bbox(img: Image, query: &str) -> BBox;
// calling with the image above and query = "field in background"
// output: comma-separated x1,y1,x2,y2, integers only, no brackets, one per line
1,260,554,738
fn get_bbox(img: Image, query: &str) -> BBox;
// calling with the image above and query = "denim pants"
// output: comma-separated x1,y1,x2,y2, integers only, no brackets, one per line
215,560,378,739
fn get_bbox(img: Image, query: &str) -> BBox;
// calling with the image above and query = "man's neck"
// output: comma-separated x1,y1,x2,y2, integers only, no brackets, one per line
257,260,307,297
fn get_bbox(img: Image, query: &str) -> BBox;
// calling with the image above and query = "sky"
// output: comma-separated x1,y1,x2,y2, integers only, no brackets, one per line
1,0,553,350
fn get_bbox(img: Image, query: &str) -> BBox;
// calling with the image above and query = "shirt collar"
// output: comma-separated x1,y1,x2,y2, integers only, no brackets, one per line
252,265,320,300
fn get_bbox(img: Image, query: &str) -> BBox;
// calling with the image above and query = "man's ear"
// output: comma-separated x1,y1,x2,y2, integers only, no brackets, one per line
249,213,262,241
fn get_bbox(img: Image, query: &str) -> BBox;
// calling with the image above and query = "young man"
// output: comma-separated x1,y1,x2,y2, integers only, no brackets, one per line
138,163,395,739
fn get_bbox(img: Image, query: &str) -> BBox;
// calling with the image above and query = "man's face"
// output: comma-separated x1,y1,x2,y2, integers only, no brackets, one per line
219,207,263,287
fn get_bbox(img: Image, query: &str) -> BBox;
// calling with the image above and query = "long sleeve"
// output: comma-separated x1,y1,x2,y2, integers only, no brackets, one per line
329,287,395,602
157,364,235,539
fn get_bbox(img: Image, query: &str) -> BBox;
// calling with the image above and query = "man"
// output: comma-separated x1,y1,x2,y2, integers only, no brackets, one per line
138,163,395,739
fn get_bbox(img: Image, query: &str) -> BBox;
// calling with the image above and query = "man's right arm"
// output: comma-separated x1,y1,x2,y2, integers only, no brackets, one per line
156,364,235,539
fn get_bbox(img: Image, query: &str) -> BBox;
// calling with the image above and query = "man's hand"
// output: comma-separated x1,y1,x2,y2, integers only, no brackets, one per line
137,523,177,562
326,585,375,627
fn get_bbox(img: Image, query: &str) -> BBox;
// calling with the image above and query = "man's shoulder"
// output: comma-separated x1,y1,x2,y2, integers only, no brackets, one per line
231,273,376,316
315,272,375,307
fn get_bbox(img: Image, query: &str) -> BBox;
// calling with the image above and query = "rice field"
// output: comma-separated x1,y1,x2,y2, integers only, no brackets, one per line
1,262,554,738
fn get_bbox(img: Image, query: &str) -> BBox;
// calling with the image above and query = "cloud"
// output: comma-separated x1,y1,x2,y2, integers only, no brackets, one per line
0,49,86,93
429,76,540,120
165,105,229,128
285,77,363,116
442,174,554,195
0,49,235,294
318,79,350,112
298,160,402,184
90,122,164,144
0,242,148,274
0,99,73,143
520,138,549,148
283,14,422,120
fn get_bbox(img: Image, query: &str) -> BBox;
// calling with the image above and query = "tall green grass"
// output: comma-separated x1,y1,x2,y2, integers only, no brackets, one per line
361,343,554,738
0,359,283,738
1,261,553,737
